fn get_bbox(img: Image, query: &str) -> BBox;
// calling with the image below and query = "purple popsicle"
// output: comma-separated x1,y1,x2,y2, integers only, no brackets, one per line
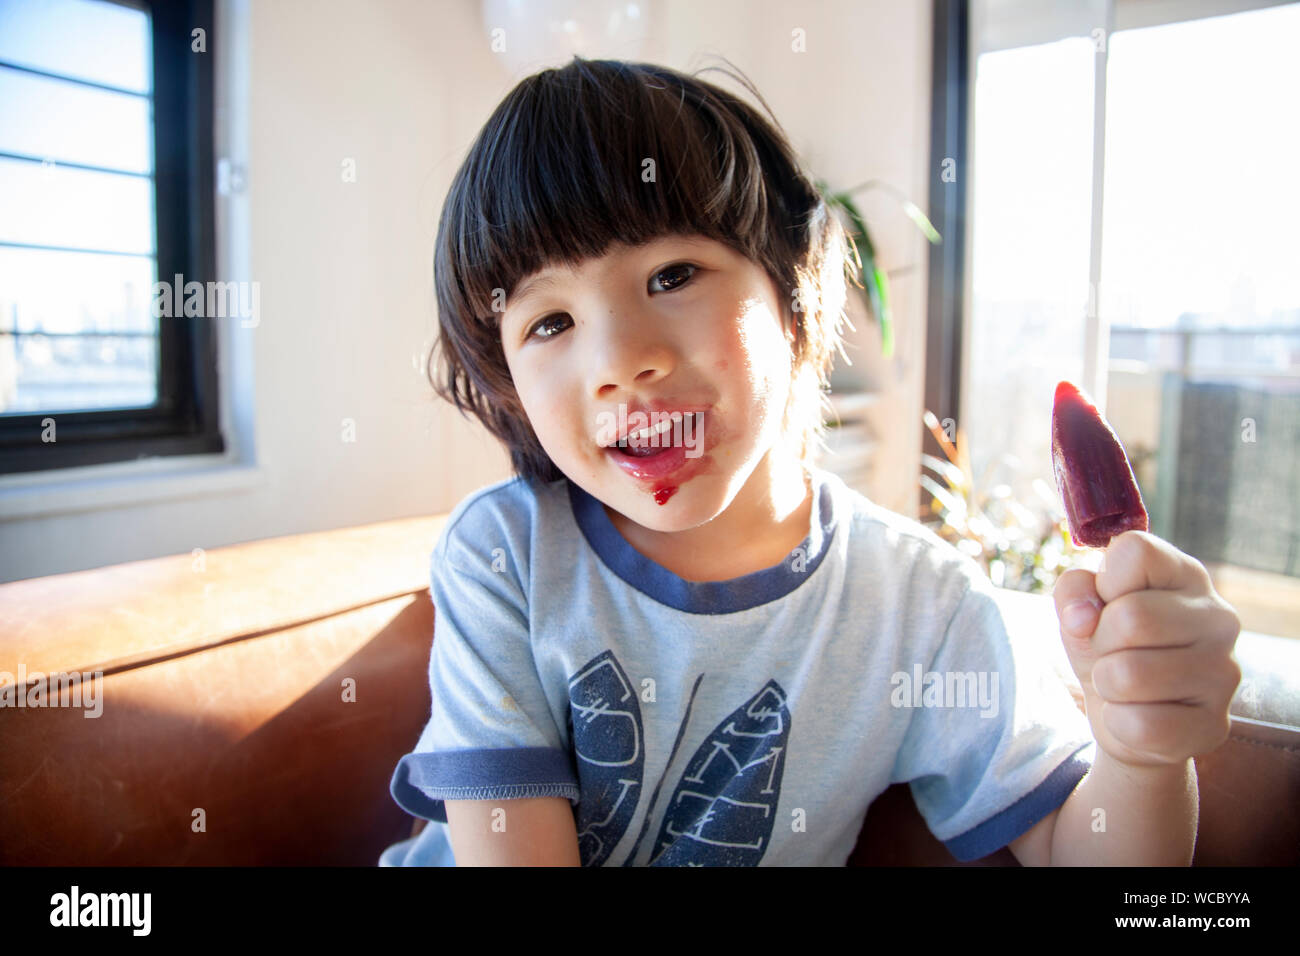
1051,380,1149,548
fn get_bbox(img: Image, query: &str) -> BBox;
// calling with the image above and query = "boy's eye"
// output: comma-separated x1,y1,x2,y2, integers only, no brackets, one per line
649,262,697,293
527,312,573,340
523,263,697,342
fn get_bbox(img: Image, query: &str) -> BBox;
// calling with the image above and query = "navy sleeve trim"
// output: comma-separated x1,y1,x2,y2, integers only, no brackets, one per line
389,747,580,824
942,741,1095,862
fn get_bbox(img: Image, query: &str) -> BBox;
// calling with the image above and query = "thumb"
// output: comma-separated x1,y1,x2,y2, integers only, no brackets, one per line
1052,567,1104,681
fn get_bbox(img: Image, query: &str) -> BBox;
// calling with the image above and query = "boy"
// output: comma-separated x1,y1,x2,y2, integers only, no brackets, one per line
381,57,1241,866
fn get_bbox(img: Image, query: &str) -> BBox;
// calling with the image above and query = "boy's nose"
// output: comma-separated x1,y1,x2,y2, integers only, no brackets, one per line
586,322,678,398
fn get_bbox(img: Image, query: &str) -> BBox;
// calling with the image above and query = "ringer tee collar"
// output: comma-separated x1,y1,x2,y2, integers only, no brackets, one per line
567,469,838,614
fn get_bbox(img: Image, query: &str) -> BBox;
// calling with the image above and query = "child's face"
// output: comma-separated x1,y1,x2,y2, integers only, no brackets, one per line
499,233,798,533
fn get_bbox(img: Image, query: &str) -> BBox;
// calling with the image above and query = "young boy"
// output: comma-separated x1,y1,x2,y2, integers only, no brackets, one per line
380,57,1241,866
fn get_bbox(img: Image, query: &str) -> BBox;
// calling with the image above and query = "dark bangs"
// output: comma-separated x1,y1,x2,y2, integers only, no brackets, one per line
429,56,850,487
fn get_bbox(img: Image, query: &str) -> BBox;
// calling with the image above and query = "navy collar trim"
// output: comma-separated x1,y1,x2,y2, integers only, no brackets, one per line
567,470,837,614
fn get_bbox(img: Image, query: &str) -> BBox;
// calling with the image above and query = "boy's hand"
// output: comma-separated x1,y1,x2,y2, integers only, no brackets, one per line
1051,530,1242,770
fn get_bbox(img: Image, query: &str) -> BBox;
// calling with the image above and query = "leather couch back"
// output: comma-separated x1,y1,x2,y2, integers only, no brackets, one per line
1,516,1296,865
0,517,443,865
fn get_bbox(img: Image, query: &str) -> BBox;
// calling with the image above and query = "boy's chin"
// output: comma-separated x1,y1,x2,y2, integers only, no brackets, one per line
612,483,726,531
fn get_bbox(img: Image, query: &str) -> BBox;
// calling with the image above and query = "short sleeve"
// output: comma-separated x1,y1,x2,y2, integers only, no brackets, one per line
889,575,1096,861
389,514,579,823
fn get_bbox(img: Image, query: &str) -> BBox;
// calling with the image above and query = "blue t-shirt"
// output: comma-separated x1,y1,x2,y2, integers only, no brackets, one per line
384,466,1095,866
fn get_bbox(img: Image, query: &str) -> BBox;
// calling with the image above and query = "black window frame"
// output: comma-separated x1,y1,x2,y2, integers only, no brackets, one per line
923,0,970,515
0,0,223,475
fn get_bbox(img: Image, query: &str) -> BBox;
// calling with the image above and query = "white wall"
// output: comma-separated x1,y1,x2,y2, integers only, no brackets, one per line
0,0,933,583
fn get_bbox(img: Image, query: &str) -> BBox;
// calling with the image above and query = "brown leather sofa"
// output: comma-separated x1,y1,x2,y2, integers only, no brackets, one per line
2,514,1296,866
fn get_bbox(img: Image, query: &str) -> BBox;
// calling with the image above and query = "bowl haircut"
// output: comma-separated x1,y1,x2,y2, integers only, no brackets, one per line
428,55,853,488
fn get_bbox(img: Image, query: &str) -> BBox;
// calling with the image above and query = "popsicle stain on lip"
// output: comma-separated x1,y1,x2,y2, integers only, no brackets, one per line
1051,380,1149,549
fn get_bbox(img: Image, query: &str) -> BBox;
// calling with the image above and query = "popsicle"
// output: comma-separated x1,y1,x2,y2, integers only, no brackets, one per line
1051,380,1149,548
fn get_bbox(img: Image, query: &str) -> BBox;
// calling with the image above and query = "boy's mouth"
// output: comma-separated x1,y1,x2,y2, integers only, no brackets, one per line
610,411,704,456
601,409,718,485
614,441,670,458
600,409,707,452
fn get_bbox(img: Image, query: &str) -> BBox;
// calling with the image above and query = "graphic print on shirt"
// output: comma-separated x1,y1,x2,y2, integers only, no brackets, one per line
648,679,789,866
567,649,790,867
567,650,645,866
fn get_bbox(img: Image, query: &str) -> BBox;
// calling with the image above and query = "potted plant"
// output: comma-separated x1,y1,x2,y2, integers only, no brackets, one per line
814,178,941,360
919,409,1093,593
812,179,941,499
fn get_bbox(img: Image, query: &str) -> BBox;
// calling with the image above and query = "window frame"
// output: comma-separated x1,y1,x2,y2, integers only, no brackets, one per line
923,0,970,517
927,0,1295,440
0,0,223,475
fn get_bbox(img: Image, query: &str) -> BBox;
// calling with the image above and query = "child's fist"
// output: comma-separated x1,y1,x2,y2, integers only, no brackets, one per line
1052,530,1243,769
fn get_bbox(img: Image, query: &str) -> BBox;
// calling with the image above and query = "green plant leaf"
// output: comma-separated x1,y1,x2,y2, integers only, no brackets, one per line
814,178,939,361
919,474,966,521
872,264,892,358
831,193,891,359
901,200,942,244
920,453,965,488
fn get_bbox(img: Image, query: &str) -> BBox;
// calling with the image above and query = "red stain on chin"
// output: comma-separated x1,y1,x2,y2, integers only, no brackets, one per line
653,484,678,506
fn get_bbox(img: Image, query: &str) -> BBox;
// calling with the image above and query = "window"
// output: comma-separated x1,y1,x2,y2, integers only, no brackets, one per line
0,0,222,474
933,0,1300,637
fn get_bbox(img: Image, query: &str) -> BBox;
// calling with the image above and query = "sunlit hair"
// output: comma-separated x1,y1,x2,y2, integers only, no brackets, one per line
427,55,853,487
